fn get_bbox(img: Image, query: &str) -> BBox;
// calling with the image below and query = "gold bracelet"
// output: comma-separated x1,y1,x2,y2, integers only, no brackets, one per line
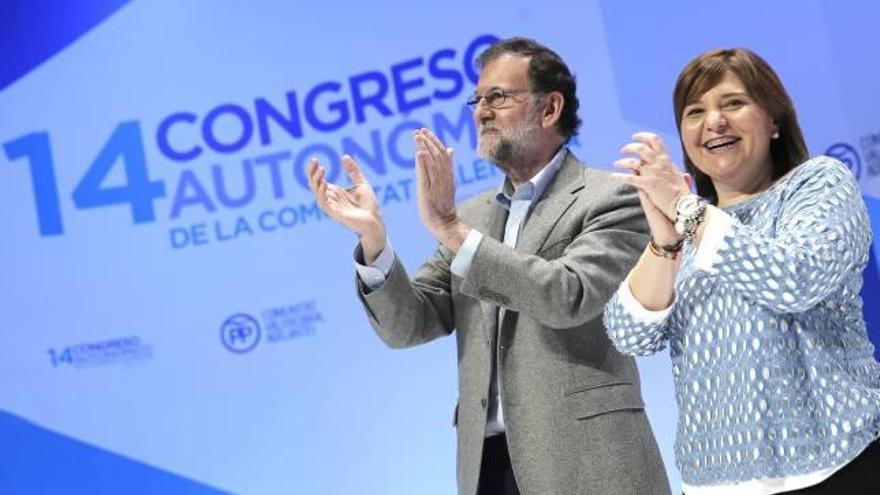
648,238,683,260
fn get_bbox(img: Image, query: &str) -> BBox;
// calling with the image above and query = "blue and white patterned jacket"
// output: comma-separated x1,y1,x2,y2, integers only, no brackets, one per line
603,156,880,486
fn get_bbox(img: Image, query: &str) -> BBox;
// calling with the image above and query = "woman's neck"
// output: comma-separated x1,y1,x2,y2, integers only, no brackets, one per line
714,169,775,208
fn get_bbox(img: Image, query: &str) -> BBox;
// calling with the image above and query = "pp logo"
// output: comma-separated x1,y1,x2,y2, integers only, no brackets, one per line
825,143,862,180
220,313,261,353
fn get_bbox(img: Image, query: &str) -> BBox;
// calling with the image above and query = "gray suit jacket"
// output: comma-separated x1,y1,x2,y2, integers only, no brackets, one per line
358,153,671,495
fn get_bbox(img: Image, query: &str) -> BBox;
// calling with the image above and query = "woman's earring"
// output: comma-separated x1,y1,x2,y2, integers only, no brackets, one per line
772,130,780,139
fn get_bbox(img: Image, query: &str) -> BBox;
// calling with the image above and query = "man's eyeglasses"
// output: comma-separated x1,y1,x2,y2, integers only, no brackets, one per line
466,88,535,110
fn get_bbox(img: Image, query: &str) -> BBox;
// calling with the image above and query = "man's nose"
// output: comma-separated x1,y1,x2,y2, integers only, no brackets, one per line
474,104,494,124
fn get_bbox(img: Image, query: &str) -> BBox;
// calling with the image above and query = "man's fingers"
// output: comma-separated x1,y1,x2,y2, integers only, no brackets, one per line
413,130,428,152
314,170,330,207
420,128,447,156
415,150,431,191
313,174,331,211
315,167,326,192
342,154,367,186
308,159,336,212
307,158,322,192
415,130,442,165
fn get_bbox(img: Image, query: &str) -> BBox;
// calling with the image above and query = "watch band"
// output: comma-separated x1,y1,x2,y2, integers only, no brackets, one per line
674,193,708,243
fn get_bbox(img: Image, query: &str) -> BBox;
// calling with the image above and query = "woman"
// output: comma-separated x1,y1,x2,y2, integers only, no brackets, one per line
603,48,880,494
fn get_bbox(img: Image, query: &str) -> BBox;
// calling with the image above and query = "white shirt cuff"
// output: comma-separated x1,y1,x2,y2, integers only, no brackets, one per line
692,208,736,274
617,273,675,324
354,237,395,290
450,229,483,278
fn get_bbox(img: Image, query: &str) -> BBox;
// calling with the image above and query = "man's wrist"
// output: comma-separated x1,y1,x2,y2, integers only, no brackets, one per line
359,222,387,264
435,219,470,253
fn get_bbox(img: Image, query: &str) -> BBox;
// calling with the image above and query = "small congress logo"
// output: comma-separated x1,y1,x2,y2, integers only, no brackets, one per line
220,313,261,353
825,142,862,180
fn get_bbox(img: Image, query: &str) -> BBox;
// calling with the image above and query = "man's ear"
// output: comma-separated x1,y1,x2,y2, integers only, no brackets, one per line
542,92,564,130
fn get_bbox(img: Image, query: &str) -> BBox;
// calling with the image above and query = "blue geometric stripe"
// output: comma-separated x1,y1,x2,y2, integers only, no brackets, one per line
0,410,233,495
865,246,880,359
0,0,132,91
863,195,880,359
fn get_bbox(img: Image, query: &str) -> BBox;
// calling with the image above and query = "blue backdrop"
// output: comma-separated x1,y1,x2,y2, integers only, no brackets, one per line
2,1,878,494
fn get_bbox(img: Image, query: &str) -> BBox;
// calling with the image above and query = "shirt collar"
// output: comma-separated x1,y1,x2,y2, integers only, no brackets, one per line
496,146,568,209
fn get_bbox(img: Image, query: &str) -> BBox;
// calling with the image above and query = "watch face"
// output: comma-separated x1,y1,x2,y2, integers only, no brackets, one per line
677,194,697,214
675,193,707,241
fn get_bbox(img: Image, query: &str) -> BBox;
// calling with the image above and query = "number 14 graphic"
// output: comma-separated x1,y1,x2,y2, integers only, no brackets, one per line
3,121,166,236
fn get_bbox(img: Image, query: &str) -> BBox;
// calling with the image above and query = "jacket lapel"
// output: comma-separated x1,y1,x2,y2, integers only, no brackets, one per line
478,193,507,242
517,154,585,255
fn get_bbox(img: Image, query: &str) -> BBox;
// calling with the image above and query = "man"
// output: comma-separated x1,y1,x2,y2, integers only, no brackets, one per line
308,38,670,495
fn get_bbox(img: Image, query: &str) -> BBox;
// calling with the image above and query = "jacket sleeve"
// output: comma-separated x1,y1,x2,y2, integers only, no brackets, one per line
459,181,649,329
603,278,674,356
700,157,872,314
356,245,456,349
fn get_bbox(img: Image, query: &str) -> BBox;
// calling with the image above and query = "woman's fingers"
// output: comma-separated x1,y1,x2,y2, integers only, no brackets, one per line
613,157,643,173
632,132,667,154
682,173,694,190
620,142,657,164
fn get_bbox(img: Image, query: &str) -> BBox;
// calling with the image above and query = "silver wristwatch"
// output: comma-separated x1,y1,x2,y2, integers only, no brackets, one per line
674,193,708,243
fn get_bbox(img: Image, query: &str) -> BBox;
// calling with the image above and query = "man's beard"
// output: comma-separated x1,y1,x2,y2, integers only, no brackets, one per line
477,107,541,171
